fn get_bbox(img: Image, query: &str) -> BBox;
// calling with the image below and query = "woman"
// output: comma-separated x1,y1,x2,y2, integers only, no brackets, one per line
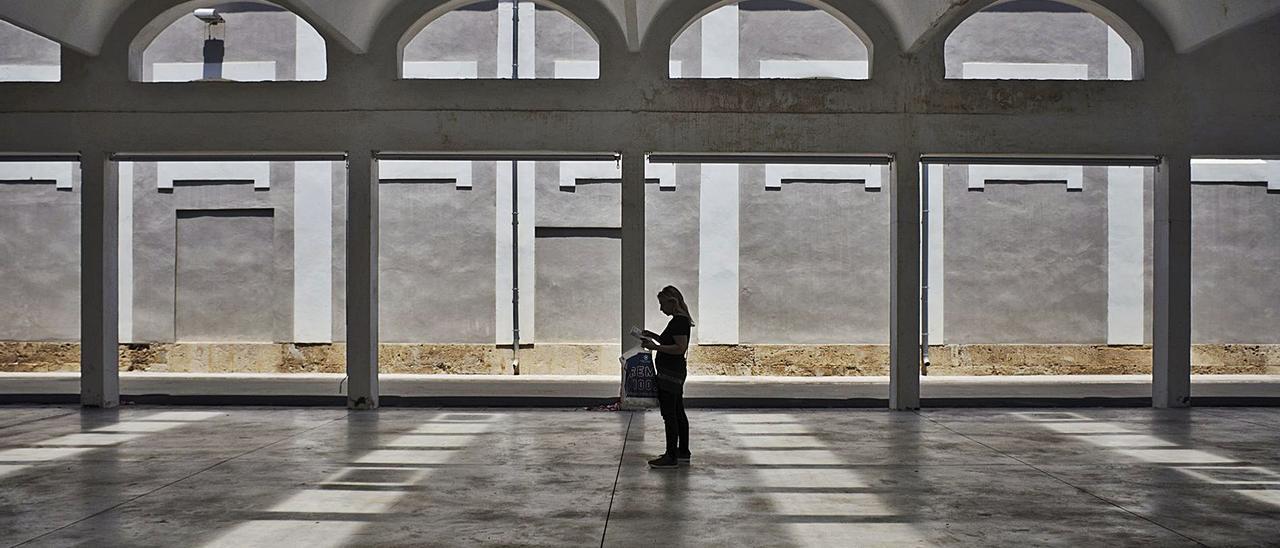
642,285,694,469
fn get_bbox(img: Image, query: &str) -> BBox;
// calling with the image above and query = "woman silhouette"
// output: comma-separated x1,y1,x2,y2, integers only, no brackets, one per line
642,285,694,469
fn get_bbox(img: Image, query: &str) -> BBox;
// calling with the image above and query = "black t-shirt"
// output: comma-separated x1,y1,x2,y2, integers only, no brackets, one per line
655,315,691,370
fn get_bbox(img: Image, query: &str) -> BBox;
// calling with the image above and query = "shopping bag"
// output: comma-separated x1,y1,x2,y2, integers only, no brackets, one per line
619,346,658,404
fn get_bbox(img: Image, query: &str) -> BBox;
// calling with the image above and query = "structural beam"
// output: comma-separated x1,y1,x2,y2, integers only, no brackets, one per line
80,149,119,408
346,150,379,409
1153,154,1192,408
620,150,645,351
889,152,922,410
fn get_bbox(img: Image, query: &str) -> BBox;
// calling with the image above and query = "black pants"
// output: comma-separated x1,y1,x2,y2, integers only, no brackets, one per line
657,385,689,455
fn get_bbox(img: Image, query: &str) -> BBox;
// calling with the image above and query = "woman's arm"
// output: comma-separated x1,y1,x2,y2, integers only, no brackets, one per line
643,335,688,357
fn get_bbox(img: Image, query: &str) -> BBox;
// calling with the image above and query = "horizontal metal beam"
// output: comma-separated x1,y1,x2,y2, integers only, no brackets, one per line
0,153,80,162
922,155,1161,167
110,153,347,162
648,153,893,165
376,151,619,162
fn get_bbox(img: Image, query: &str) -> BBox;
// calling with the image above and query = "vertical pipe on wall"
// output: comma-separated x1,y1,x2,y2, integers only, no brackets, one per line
509,0,522,374
889,152,922,410
81,150,120,408
346,151,378,409
1153,155,1192,408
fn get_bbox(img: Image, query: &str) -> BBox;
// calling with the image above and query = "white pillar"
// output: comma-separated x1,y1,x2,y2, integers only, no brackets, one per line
1107,166,1145,344
1153,155,1191,408
497,1,535,79
346,151,378,409
700,4,738,78
890,153,921,410
81,150,119,408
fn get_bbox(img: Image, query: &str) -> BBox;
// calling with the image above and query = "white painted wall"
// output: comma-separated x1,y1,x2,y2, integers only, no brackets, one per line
1107,166,1144,344
758,60,868,79
927,164,945,343
293,161,333,342
0,64,59,82
403,61,479,79
1192,159,1280,190
150,61,277,82
961,62,1089,80
968,165,1084,191
118,162,134,343
156,162,271,190
700,5,739,78
698,163,740,344
497,1,535,79
763,163,883,190
0,162,73,188
379,160,473,189
294,17,327,81
553,60,598,79
558,160,620,189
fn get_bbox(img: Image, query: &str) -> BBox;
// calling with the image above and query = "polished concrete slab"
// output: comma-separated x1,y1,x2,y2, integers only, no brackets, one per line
4,373,1280,407
1,406,1278,547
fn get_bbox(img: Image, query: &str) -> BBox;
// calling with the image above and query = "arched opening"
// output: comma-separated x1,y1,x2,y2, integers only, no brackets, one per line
132,1,326,83
399,1,600,79
669,0,871,79
0,19,60,82
944,0,1143,80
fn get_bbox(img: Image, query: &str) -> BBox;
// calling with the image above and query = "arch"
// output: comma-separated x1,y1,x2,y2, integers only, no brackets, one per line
128,0,328,82
397,0,602,79
0,18,60,82
943,0,1145,80
667,0,874,79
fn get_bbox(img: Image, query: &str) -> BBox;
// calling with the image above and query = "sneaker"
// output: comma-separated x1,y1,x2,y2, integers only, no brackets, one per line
677,451,692,464
648,454,679,469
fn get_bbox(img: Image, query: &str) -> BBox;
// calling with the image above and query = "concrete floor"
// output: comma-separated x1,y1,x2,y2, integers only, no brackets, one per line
1,406,1278,547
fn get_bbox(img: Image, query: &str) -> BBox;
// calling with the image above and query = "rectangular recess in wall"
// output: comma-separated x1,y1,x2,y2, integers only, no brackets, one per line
174,208,276,343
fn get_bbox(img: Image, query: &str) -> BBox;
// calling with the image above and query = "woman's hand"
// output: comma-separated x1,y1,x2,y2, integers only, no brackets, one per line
641,338,658,351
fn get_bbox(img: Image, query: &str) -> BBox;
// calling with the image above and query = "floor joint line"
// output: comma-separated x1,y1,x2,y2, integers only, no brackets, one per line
599,410,634,548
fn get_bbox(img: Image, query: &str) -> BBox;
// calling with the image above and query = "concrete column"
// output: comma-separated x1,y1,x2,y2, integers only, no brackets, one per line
1153,155,1192,408
80,150,119,408
346,151,378,409
889,152,921,410
621,151,645,348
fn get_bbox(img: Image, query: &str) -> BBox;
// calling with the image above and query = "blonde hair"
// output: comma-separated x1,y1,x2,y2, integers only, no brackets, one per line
658,285,695,326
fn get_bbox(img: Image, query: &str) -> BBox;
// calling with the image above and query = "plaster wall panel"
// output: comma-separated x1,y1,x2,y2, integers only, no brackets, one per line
129,162,294,343
739,7,868,78
403,7,500,78
1108,167,1145,344
141,11,299,81
0,19,58,81
644,166,701,341
535,5,598,78
403,61,478,79
534,235,619,343
0,178,80,341
1192,184,1280,343
739,165,889,344
945,11,1111,79
330,162,348,342
534,163,619,228
378,168,496,343
174,210,276,342
943,166,1108,343
119,162,134,342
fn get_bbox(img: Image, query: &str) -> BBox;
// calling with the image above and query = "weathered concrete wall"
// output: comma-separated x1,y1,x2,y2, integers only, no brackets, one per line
0,175,80,342
379,174,496,343
0,19,59,66
142,10,299,81
946,10,1111,79
1193,184,1280,343
174,210,277,342
739,166,889,344
943,166,1109,343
